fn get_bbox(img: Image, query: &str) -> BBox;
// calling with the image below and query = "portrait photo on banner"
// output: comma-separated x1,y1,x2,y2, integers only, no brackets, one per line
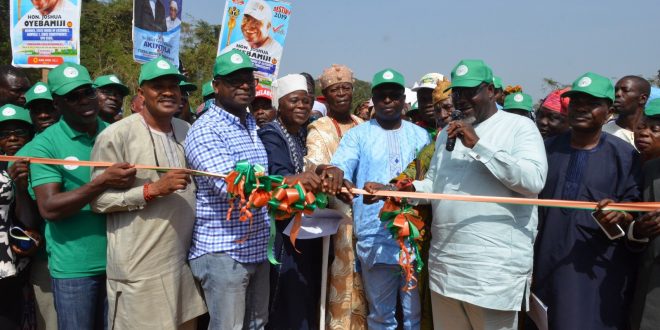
132,0,183,66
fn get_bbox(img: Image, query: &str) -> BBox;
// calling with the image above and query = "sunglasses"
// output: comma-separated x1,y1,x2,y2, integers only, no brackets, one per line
62,87,98,103
451,83,486,101
215,76,256,88
0,128,31,139
372,90,405,101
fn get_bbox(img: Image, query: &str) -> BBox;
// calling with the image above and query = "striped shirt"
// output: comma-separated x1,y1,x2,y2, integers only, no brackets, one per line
184,103,270,263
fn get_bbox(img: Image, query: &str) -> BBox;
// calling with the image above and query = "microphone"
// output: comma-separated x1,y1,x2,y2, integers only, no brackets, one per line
445,109,464,152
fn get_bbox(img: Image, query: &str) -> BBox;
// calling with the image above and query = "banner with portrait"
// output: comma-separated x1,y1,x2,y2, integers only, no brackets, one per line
133,0,183,67
9,0,82,68
217,0,292,86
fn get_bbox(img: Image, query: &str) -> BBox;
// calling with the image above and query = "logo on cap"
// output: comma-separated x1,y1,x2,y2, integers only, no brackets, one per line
230,54,244,64
63,156,80,171
109,76,120,83
578,77,592,88
157,60,170,70
514,94,524,102
2,107,16,117
456,65,469,76
63,67,79,78
382,71,394,80
34,85,48,94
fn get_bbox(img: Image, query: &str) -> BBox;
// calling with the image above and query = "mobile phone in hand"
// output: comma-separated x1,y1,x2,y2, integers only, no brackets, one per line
591,211,625,240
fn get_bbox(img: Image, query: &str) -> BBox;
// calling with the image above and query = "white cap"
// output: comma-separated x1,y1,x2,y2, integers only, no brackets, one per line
312,101,327,116
170,1,178,11
272,74,308,110
411,72,445,91
244,0,272,25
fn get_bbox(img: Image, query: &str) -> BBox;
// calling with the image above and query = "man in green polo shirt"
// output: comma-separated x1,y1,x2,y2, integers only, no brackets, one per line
24,82,61,133
27,63,137,329
93,74,129,123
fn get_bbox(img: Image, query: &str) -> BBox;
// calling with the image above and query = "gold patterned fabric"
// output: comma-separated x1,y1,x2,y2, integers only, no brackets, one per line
304,115,368,329
394,141,436,330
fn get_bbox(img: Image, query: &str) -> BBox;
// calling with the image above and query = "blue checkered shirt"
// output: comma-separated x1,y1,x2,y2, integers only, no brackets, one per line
184,103,270,263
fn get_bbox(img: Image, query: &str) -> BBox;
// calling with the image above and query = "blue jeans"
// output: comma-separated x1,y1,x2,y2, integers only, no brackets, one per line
360,262,421,330
51,275,107,330
190,252,269,330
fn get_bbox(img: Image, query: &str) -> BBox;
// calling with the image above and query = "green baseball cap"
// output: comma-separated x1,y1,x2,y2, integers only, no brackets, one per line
407,101,419,114
93,74,129,95
213,50,255,77
562,72,614,102
493,76,503,89
644,98,660,117
202,80,214,98
138,57,185,86
25,82,53,107
0,104,32,125
503,92,533,112
179,81,198,92
371,68,405,90
48,63,93,96
448,59,493,90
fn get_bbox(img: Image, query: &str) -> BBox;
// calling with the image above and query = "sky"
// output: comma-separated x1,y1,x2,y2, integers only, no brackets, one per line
184,0,660,100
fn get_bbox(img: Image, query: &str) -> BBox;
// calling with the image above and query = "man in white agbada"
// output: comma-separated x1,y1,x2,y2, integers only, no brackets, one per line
166,0,181,31
222,0,283,62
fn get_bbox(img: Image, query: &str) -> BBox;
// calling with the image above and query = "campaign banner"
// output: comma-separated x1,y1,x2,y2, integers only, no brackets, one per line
217,0,291,85
9,0,82,68
133,0,183,66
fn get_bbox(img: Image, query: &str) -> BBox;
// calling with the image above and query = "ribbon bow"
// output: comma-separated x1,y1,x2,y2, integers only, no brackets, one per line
379,198,425,291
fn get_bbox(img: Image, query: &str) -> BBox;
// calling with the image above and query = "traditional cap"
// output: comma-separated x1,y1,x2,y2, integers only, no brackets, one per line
255,85,272,100
448,59,493,90
48,63,93,96
411,72,445,91
493,76,503,89
179,80,198,92
170,0,178,11
25,82,53,107
138,57,185,85
0,104,32,125
271,74,308,110
244,0,272,25
320,64,353,90
432,77,452,104
541,88,570,114
214,49,255,77
312,101,327,116
503,92,533,112
93,74,129,95
562,72,614,102
372,69,405,90
202,80,214,97
645,98,660,117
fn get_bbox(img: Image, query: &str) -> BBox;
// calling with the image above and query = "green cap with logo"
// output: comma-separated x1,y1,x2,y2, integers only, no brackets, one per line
372,68,405,90
93,74,129,95
202,80,214,98
503,92,533,112
407,101,419,114
448,59,494,90
644,98,660,117
0,104,32,125
561,72,614,102
138,57,185,86
179,80,198,92
48,63,93,96
25,82,53,107
213,50,255,77
493,76,503,89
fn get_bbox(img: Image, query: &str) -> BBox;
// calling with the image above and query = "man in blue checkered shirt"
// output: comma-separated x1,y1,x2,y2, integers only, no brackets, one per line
184,50,270,330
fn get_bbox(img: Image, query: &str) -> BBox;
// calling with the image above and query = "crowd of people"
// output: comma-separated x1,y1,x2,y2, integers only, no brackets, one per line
1,51,660,330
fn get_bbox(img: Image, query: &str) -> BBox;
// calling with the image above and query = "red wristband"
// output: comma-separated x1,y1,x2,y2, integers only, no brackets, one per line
143,183,155,202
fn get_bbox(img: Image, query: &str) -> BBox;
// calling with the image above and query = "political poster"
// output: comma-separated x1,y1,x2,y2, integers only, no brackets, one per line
9,0,82,68
217,0,292,86
133,0,183,66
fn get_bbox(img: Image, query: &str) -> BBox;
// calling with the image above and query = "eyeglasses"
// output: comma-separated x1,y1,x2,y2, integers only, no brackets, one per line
215,76,256,88
0,128,31,139
62,87,97,103
372,90,405,101
451,83,486,101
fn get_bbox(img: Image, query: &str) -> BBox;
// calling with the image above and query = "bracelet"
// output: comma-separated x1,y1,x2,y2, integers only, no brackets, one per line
143,183,155,202
627,221,650,243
